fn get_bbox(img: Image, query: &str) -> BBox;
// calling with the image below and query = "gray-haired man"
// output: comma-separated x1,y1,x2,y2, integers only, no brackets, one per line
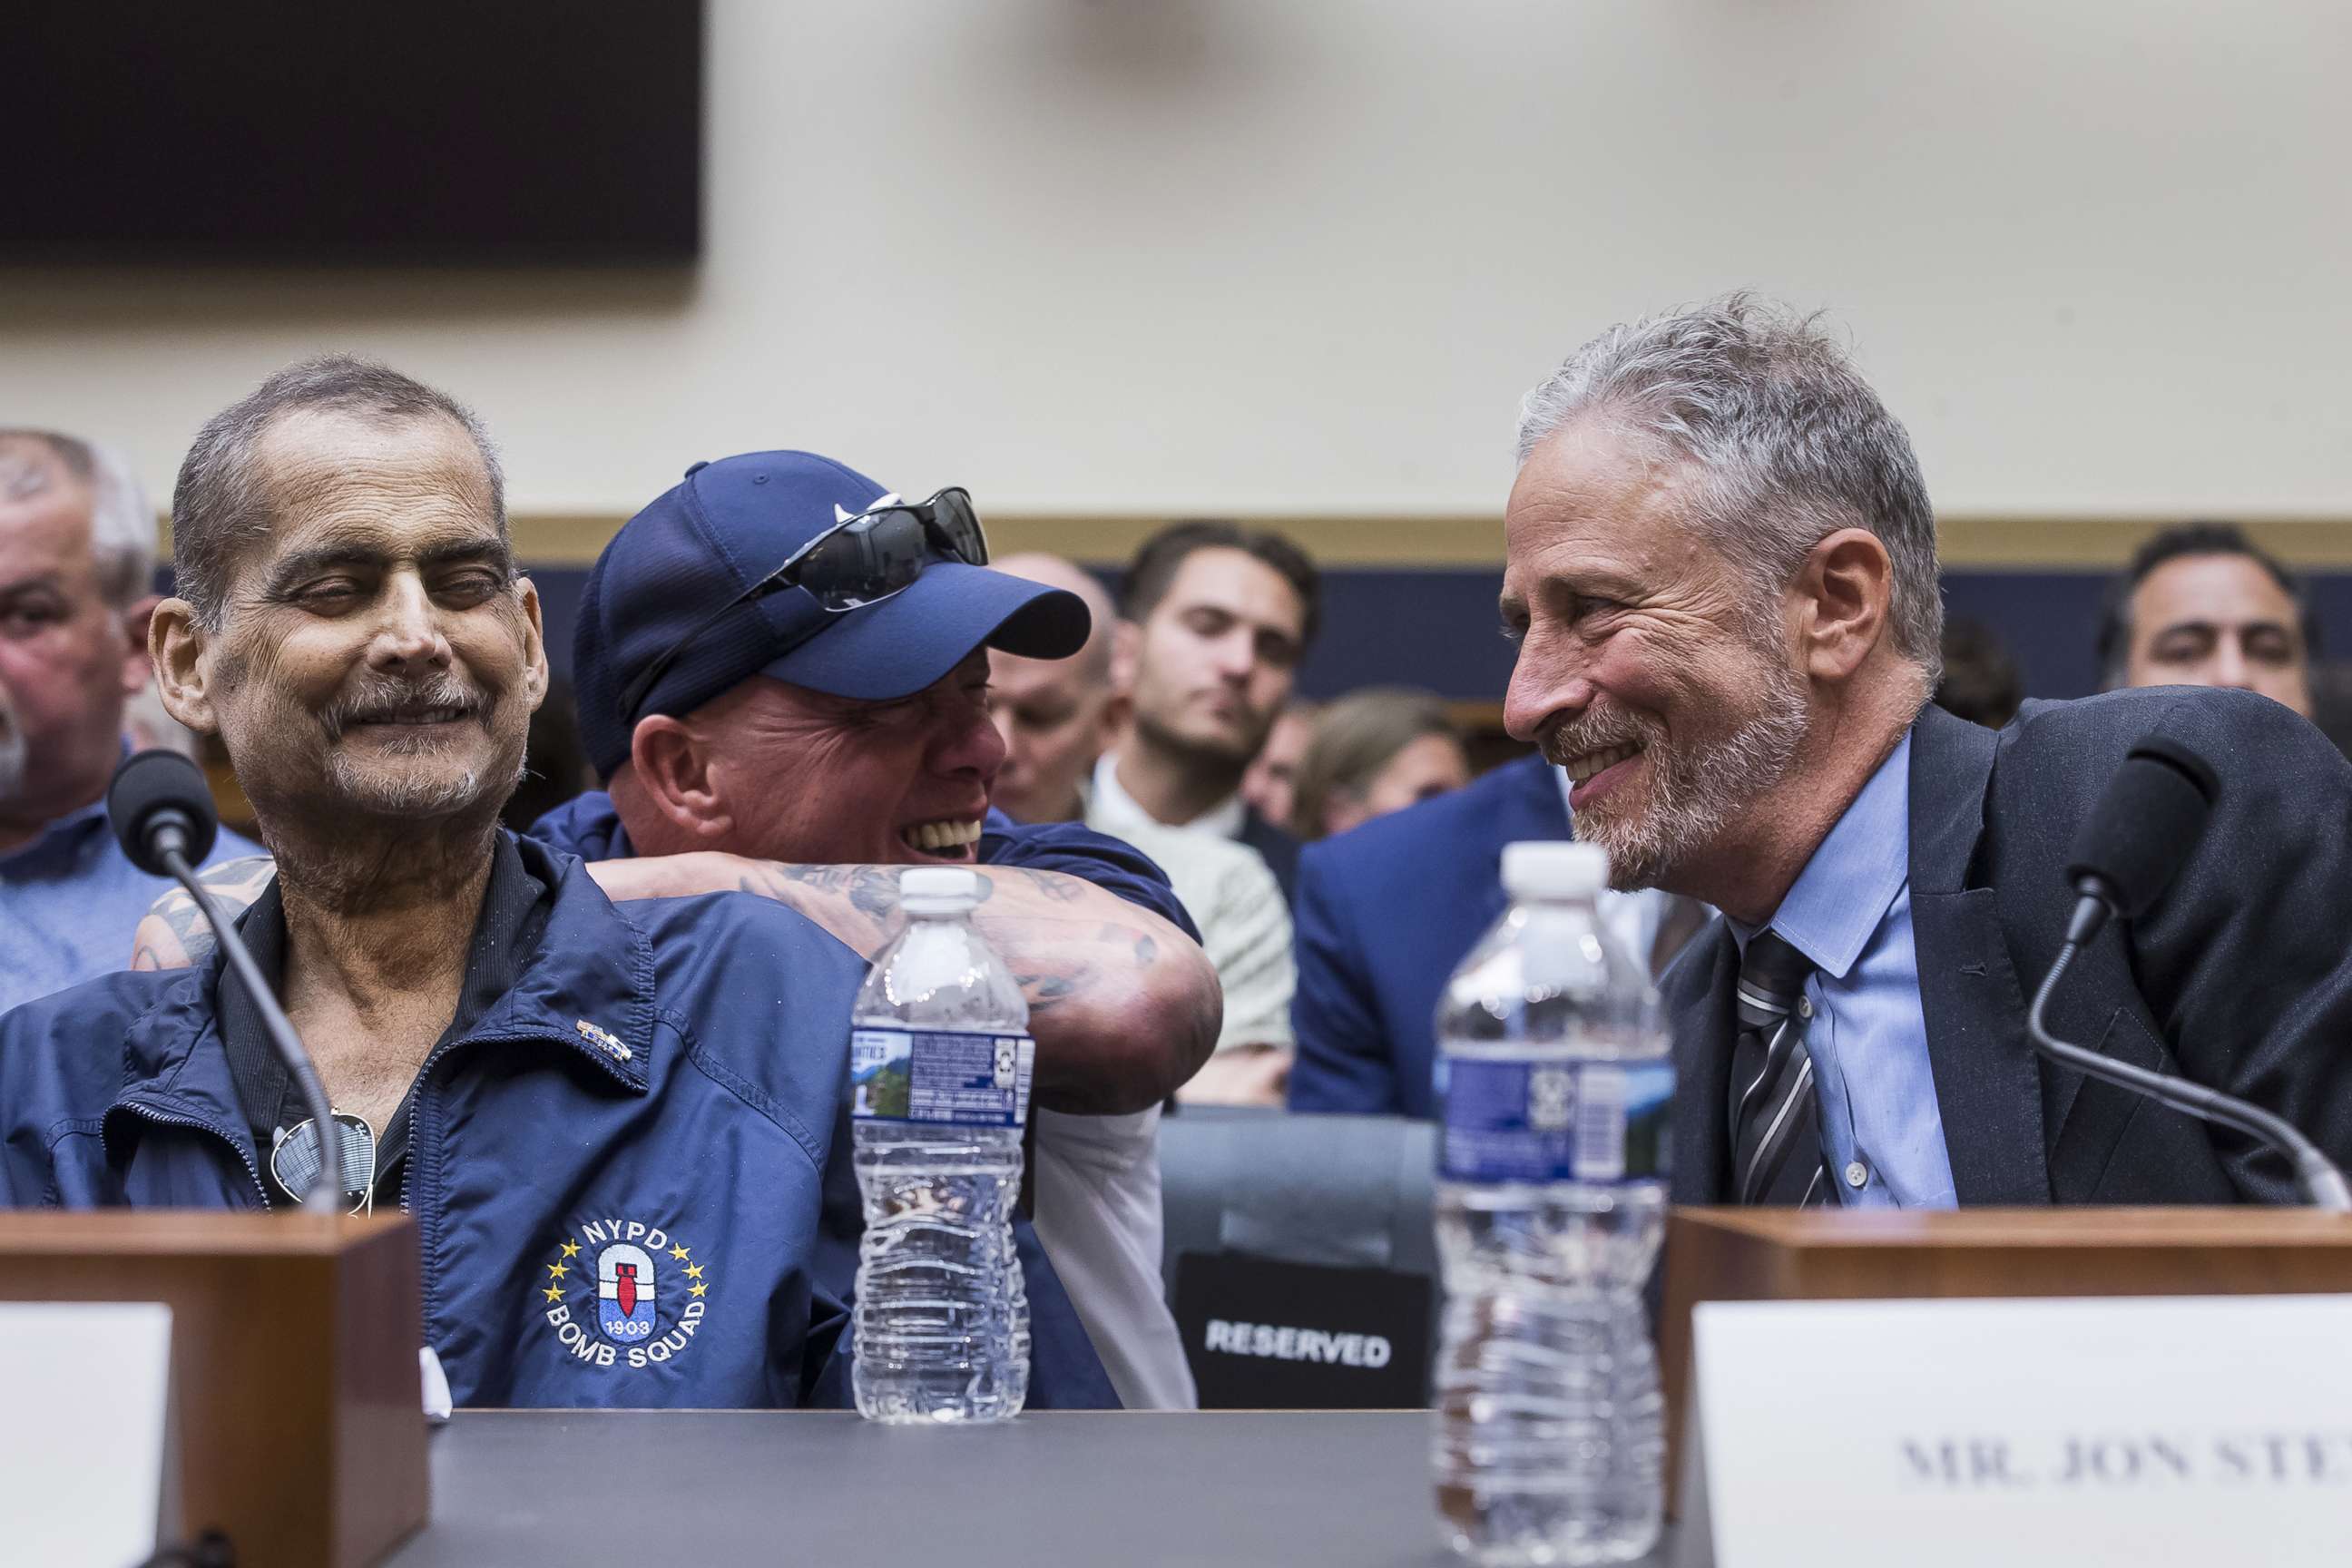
0,430,259,1013
1505,292,2352,1210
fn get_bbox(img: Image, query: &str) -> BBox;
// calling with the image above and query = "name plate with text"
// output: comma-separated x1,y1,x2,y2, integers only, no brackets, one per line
1683,1295,2352,1568
0,1301,175,1568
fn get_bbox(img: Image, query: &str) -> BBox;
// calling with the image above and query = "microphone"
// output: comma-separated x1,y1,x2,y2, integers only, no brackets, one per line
2027,735,2352,1210
109,750,343,1218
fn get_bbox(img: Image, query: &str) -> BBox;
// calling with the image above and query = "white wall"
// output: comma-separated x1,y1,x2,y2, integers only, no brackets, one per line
2,0,2347,524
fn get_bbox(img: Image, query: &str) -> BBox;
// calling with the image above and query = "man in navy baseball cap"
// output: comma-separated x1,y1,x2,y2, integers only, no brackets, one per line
533,450,1219,1411
571,451,1093,788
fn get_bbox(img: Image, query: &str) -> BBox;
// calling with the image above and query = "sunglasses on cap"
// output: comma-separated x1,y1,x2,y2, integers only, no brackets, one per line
618,485,989,725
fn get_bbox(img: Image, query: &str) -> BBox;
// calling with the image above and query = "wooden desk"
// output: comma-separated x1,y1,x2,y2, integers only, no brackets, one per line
0,1210,428,1567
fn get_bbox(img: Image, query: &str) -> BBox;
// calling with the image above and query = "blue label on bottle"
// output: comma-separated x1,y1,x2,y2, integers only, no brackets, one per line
1438,1058,1674,1183
850,1026,1035,1128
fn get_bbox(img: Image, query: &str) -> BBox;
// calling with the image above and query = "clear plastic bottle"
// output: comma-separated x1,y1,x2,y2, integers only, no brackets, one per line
849,867,1035,1423
1432,841,1673,1565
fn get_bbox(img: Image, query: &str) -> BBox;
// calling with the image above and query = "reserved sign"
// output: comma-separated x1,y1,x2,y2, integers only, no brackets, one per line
1683,1295,2352,1567
1172,1251,1433,1408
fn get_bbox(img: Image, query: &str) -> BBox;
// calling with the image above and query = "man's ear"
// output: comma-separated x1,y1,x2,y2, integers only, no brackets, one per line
1110,619,1142,696
1089,690,1129,758
514,576,550,714
150,597,219,735
117,592,162,698
1795,528,1896,682
627,715,734,844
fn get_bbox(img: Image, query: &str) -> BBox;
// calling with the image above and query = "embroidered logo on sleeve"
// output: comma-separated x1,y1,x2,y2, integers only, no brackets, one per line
535,1218,710,1371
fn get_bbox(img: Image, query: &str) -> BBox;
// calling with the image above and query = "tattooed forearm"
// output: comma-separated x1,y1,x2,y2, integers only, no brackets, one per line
1012,969,1085,1012
605,850,1221,1112
130,856,278,970
1009,867,1081,903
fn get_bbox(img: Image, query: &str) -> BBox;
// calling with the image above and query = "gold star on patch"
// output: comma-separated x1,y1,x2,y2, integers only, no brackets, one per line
689,1282,707,1298
560,1240,581,1259
542,1283,563,1302
669,1243,691,1261
684,1262,704,1280
547,1261,569,1279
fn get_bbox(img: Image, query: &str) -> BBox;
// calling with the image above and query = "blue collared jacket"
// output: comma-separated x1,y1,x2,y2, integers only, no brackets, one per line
0,835,1090,1407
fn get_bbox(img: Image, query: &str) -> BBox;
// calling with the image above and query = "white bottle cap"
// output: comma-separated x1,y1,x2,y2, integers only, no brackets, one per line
1500,840,1607,899
898,867,982,907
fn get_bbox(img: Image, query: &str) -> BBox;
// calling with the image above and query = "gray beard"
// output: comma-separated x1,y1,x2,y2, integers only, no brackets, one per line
1554,664,1812,893
321,741,527,818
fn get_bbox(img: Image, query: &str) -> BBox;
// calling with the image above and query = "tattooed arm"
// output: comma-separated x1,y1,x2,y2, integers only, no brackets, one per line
130,857,279,971
591,853,1222,1115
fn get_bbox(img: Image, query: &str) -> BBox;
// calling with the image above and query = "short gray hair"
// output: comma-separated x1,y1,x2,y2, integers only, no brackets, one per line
0,430,156,607
171,355,505,629
1516,292,1943,681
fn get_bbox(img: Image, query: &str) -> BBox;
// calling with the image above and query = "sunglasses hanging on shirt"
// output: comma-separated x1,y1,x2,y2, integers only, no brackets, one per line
270,1110,379,1214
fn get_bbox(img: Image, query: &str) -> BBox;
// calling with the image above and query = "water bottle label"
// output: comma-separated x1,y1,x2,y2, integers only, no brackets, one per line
849,1026,1035,1128
1437,1058,1674,1183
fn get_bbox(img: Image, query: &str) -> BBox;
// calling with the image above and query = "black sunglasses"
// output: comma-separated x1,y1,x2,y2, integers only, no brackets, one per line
619,486,989,724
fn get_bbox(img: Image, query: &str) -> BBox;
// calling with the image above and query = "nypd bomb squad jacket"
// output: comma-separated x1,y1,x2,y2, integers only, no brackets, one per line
0,833,1114,1407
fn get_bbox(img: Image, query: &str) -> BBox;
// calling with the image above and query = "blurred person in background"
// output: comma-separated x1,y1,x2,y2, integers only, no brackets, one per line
1093,521,1319,898
992,553,1298,1109
0,429,258,1014
1931,617,2024,729
2098,522,2316,718
986,553,1121,826
1239,699,1318,836
1288,686,1471,841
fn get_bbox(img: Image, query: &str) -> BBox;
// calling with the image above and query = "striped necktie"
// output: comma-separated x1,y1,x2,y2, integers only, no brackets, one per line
1729,930,1831,1207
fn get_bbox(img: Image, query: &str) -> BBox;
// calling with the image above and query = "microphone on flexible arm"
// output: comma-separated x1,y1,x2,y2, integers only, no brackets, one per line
109,750,342,1217
2027,732,2352,1210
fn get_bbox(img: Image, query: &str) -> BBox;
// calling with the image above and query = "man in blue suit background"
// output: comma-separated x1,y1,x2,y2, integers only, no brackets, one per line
1287,751,1698,1118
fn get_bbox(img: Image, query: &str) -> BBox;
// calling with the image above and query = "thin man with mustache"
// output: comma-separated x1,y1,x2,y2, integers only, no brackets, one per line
0,358,1141,1407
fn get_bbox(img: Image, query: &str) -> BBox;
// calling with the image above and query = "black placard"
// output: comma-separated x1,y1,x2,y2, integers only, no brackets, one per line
1172,1252,1433,1409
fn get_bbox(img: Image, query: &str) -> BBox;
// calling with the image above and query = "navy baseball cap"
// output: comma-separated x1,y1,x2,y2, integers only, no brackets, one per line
574,450,1090,779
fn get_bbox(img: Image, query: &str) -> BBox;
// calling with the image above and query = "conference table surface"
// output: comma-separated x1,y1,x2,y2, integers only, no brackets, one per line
386,1408,1678,1566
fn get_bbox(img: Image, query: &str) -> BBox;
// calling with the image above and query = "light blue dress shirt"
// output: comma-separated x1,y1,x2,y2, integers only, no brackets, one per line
0,789,263,1017
1730,733,1957,1209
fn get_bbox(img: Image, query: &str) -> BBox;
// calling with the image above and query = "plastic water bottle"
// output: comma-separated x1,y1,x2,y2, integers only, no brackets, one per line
1432,841,1673,1564
849,867,1035,1422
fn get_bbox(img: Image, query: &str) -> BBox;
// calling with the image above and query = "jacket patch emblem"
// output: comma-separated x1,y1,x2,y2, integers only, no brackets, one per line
537,1219,710,1371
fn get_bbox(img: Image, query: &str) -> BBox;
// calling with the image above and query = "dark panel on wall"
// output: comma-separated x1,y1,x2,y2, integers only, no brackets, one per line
4,3,703,263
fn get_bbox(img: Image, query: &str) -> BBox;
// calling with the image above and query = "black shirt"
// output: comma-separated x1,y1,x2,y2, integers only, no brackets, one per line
218,831,552,1208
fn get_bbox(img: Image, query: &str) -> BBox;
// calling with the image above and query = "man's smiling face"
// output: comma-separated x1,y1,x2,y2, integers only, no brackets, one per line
1499,416,1810,890
687,649,1005,867
185,407,545,827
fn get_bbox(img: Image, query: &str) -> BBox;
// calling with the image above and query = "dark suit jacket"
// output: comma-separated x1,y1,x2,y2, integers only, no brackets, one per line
1288,755,1569,1117
1662,690,2352,1207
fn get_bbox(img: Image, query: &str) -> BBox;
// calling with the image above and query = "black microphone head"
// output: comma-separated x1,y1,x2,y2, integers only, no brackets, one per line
108,749,220,875
2064,732,2220,921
